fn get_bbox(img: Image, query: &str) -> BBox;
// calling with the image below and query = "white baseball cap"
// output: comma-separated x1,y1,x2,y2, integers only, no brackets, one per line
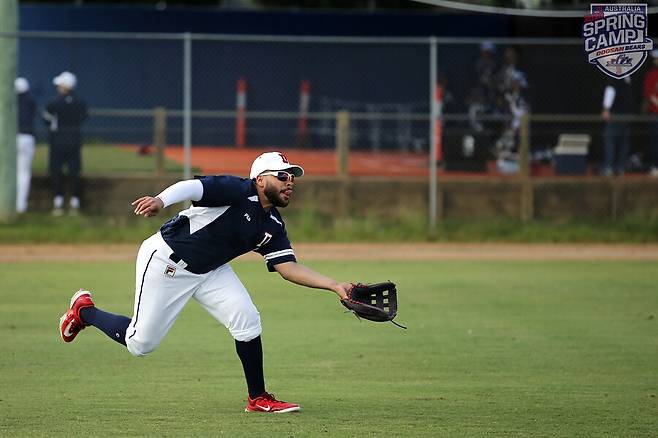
53,71,77,89
15,77,29,94
250,151,304,179
481,41,495,52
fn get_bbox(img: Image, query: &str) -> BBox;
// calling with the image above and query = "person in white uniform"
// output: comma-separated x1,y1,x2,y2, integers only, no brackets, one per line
15,77,37,214
58,151,352,413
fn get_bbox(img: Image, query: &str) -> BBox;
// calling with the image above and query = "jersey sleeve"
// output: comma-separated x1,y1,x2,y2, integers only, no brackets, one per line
193,175,250,207
255,229,297,272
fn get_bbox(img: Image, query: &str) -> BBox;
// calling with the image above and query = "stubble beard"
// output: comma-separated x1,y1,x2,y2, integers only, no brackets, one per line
264,184,289,208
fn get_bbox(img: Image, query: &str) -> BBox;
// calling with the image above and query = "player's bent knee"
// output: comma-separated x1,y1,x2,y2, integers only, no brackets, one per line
229,307,262,342
232,326,262,342
126,337,158,357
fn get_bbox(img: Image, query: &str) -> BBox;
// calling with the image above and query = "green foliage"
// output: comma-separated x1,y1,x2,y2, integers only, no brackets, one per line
0,213,161,243
2,210,658,243
1,260,657,436
283,207,658,243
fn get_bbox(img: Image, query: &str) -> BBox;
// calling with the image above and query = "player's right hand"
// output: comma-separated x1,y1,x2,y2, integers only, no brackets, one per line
132,196,164,217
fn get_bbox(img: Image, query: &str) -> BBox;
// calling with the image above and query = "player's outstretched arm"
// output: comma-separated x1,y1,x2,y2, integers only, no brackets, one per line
132,196,165,217
132,179,204,217
274,261,351,300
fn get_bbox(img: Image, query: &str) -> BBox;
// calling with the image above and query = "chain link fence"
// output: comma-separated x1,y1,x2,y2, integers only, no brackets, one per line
9,31,658,220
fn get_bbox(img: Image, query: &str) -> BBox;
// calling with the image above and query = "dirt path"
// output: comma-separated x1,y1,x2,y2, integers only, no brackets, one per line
2,243,658,262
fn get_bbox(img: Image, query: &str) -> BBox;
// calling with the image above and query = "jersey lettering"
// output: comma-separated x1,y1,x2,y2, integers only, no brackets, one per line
255,232,273,250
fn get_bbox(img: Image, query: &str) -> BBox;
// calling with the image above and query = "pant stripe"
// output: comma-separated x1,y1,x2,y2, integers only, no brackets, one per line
128,249,157,340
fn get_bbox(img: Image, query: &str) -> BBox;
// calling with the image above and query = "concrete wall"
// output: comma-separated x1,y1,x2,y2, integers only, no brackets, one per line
26,174,658,221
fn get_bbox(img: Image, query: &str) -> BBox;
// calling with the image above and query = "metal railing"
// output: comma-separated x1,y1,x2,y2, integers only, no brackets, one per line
4,30,658,223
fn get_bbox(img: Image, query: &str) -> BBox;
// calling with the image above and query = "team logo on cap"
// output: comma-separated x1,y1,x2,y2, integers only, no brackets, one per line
583,3,653,79
277,153,290,164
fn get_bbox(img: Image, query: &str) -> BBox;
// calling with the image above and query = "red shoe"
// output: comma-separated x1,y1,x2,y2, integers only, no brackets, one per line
59,289,94,343
245,392,300,413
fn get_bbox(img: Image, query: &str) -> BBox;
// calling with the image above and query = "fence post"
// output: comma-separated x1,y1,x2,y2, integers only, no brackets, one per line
153,107,167,177
235,78,247,149
182,32,192,181
335,110,350,217
0,0,18,222
336,111,350,177
428,36,438,237
519,113,533,222
296,79,311,148
611,180,620,221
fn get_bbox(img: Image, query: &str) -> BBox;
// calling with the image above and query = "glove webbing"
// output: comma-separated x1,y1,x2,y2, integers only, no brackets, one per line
345,308,407,329
346,283,407,329
364,290,406,329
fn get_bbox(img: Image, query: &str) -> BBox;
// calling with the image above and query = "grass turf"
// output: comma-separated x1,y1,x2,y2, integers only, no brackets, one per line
31,144,186,174
2,213,658,244
1,259,657,437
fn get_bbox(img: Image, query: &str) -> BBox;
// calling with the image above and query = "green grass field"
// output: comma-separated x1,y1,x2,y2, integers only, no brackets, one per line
3,213,658,244
1,259,657,437
31,144,187,174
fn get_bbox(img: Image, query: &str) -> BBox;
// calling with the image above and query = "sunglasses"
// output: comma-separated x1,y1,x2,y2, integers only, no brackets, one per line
260,171,295,182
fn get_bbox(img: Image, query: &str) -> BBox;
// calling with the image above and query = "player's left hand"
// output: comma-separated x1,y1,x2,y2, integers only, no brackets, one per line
331,282,352,300
132,196,164,217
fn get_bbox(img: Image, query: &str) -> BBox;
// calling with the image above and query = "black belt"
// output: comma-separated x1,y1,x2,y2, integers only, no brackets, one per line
168,253,190,270
169,252,183,264
168,252,204,275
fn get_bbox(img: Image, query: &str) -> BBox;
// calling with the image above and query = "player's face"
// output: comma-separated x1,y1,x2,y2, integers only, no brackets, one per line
262,171,295,208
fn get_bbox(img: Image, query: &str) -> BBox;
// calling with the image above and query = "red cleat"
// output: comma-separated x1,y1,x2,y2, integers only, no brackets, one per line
59,289,94,343
245,392,300,413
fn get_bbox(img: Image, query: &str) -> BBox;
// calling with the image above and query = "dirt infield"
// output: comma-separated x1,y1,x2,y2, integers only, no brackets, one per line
162,146,432,176
3,243,658,263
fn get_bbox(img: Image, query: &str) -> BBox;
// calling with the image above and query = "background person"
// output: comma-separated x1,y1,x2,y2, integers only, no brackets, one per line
15,77,37,214
474,40,498,113
43,71,88,215
600,76,634,177
642,50,658,177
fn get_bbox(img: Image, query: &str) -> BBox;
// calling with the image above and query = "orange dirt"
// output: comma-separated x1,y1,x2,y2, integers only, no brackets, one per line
161,146,431,176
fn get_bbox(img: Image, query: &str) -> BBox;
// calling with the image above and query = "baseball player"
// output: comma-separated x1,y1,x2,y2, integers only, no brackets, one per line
59,152,352,413
15,77,37,214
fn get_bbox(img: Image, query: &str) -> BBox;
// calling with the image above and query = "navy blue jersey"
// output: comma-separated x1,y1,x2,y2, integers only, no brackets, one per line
159,175,296,274
44,91,88,147
18,92,36,135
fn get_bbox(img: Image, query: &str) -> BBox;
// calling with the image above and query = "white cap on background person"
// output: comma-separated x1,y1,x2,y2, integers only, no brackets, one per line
53,71,77,89
250,151,304,179
481,41,495,52
15,77,29,94
652,49,658,58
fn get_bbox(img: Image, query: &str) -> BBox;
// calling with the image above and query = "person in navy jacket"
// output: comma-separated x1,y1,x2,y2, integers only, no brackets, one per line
43,71,88,215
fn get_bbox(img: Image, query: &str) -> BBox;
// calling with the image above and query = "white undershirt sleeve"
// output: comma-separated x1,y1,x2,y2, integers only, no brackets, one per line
156,179,204,208
603,86,616,110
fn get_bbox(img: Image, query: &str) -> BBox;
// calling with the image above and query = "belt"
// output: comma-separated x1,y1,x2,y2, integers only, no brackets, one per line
168,252,189,269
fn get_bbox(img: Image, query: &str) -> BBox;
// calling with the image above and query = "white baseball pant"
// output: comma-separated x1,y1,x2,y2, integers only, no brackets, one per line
16,134,35,213
125,232,262,357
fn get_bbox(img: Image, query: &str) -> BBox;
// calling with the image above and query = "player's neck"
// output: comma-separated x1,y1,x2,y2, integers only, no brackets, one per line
257,190,273,212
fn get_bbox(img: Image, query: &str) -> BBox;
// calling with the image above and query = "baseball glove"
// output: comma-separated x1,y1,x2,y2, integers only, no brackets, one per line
341,281,406,329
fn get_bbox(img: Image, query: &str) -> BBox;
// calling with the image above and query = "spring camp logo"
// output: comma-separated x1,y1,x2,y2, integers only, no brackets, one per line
583,3,653,79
